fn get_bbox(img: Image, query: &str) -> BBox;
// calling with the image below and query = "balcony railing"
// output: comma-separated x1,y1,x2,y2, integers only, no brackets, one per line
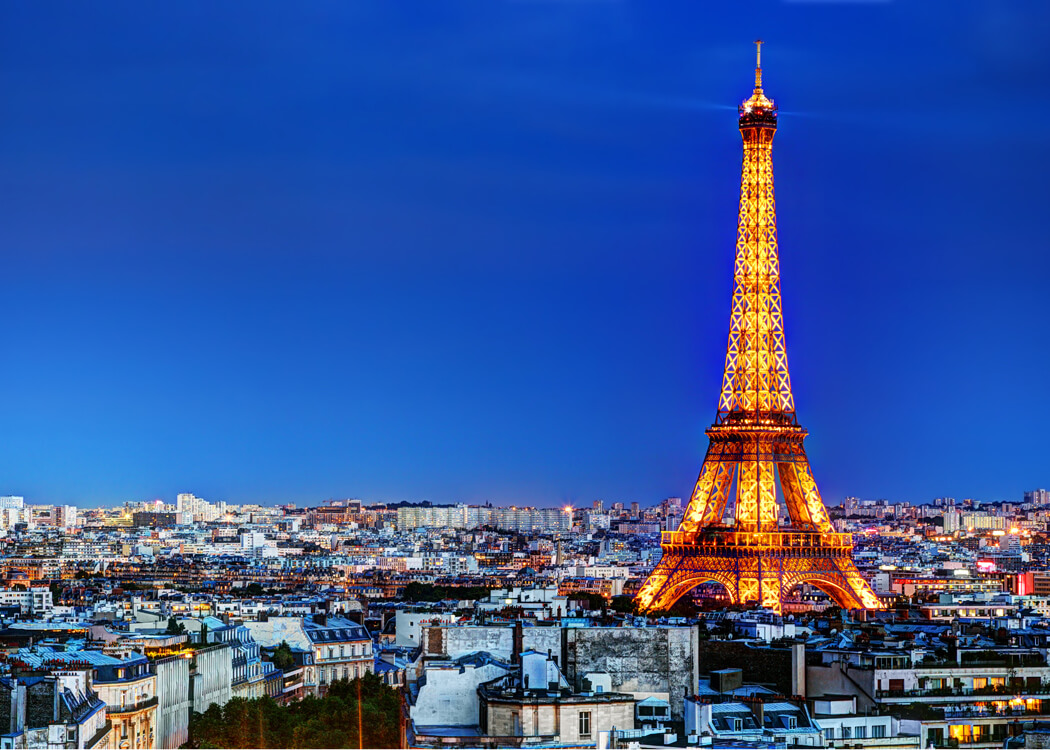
108,696,159,715
879,686,1050,699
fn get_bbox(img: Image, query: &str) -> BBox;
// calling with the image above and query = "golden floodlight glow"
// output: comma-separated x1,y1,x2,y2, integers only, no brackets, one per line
635,42,883,615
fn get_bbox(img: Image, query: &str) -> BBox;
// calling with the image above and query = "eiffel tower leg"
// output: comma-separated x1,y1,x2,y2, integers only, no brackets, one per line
636,553,740,613
779,457,834,533
679,452,736,532
635,554,679,612
831,558,883,610
782,555,883,611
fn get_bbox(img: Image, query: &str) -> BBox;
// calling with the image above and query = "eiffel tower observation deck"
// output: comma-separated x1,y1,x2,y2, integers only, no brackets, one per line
635,42,883,614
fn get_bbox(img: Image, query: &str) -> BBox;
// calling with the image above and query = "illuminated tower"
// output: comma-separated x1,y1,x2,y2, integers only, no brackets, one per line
635,42,882,614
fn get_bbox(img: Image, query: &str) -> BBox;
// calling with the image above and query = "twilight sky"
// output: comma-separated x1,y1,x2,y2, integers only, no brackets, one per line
0,2,1047,508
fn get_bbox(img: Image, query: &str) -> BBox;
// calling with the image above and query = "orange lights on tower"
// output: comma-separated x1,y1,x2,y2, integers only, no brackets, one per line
634,43,883,614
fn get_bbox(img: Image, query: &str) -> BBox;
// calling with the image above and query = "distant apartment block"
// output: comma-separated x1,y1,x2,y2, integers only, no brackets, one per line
397,505,571,533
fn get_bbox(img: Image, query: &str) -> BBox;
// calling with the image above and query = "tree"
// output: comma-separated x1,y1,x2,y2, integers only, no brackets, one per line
165,616,186,635
186,675,400,748
272,641,295,671
571,592,607,612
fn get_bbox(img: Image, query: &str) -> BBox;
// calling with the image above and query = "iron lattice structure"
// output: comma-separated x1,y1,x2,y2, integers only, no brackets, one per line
635,43,883,614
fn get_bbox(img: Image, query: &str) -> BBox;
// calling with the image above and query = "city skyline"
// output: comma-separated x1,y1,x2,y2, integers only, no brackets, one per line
1,3,1048,508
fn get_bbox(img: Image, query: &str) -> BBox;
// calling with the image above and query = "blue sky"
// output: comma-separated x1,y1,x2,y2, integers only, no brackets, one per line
0,2,1047,508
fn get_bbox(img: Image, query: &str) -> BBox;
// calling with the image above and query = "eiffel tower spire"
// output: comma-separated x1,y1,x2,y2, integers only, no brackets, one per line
635,44,883,614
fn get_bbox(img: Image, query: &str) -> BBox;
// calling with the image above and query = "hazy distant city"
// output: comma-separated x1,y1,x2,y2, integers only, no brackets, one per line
2,488,1049,749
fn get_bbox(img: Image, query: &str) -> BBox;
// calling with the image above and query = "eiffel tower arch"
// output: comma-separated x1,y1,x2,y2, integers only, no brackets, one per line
635,42,883,615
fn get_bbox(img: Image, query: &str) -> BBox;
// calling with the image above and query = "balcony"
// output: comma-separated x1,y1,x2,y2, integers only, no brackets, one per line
108,696,159,715
879,685,1050,700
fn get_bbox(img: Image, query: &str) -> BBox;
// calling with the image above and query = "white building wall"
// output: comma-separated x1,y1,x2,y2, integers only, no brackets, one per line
192,645,233,714
155,655,191,749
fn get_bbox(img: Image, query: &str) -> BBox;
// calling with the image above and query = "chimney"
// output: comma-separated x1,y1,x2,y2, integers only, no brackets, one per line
313,613,327,627
513,621,523,665
791,642,806,698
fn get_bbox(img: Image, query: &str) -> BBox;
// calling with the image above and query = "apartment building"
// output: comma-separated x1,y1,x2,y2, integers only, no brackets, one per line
245,615,372,696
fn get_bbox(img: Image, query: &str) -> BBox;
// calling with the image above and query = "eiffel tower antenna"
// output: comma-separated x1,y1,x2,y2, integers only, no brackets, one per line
635,43,883,614
755,39,763,90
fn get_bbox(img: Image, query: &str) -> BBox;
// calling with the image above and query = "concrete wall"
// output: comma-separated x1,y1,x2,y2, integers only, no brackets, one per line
422,624,699,720
395,612,457,649
426,626,516,661
522,628,562,664
243,618,309,651
697,640,793,695
565,627,697,719
806,663,877,712
411,662,510,728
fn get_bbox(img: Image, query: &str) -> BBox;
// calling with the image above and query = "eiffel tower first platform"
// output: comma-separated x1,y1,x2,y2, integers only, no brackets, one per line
635,43,883,615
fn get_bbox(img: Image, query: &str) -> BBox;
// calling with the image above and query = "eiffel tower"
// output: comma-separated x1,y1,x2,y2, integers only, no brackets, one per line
635,42,883,614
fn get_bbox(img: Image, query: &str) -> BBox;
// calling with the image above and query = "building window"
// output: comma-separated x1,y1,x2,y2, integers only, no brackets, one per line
856,726,867,739
578,711,591,738
842,727,851,739
512,712,521,736
732,718,743,731
873,725,886,739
